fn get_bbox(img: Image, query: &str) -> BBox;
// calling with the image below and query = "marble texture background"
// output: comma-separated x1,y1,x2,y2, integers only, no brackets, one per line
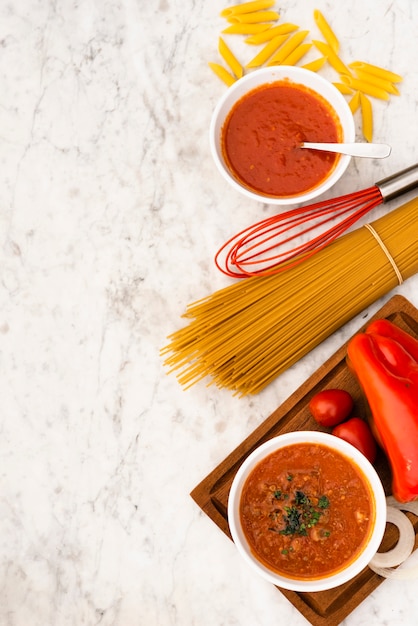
0,1,417,624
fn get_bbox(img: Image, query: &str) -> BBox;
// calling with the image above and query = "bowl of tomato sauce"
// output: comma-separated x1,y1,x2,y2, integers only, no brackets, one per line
228,430,386,592
210,66,355,205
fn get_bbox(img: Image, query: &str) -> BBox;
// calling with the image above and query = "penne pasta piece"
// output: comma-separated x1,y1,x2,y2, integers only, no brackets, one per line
221,0,275,17
301,56,327,72
245,23,298,44
313,9,339,52
280,42,312,66
246,34,289,68
218,37,243,78
349,61,403,83
360,92,373,142
227,10,280,24
341,75,390,100
312,40,349,75
333,82,353,95
267,30,309,66
351,68,400,95
208,62,236,87
349,91,361,114
222,22,272,34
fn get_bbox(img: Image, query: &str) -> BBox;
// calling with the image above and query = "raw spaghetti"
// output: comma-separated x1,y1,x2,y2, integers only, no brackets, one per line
161,197,418,396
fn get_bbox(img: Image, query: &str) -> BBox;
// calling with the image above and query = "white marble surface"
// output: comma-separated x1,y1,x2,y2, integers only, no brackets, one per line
0,1,417,624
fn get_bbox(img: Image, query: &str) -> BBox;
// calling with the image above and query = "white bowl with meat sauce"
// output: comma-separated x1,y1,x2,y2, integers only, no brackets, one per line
228,430,386,592
210,66,355,205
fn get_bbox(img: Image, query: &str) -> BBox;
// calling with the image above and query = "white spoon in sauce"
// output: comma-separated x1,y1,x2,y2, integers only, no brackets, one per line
301,142,392,158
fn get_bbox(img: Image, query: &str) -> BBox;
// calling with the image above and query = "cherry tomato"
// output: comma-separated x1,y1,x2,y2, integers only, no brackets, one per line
332,417,377,464
309,389,354,427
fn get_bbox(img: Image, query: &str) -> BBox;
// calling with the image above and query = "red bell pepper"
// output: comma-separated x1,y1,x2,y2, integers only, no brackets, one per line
347,319,418,503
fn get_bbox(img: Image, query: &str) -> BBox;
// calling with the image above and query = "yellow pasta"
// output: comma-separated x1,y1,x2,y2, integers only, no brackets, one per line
222,22,272,34
349,90,361,114
221,0,275,17
351,68,400,95
227,10,280,24
360,92,373,141
218,37,243,78
162,199,418,396
267,30,309,66
332,82,353,95
312,40,349,75
246,34,289,68
245,23,298,44
301,56,327,72
313,9,339,52
208,62,236,87
349,61,403,83
341,75,390,100
280,42,312,66
211,5,402,151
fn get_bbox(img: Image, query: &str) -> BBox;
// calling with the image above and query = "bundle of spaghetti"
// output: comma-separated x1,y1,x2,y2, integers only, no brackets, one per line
162,197,418,396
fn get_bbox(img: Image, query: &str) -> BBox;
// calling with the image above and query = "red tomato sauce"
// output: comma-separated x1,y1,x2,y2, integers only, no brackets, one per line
240,443,374,580
222,81,342,197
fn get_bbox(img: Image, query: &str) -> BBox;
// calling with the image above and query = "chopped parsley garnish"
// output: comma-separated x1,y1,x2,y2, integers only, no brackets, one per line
281,505,306,536
295,490,310,505
318,495,330,509
307,510,321,528
268,489,331,537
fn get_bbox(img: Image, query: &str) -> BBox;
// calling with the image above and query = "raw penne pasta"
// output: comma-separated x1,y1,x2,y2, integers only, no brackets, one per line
280,42,312,66
312,40,349,75
227,10,280,24
222,22,272,34
267,30,309,66
351,68,400,95
301,56,327,72
349,91,361,114
221,0,275,17
349,61,402,83
246,34,289,68
218,37,243,78
245,23,298,44
341,75,390,100
360,92,373,142
208,62,236,87
333,82,353,95
313,9,339,52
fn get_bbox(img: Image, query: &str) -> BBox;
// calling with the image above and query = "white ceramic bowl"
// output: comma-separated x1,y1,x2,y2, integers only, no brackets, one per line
228,430,386,592
210,66,355,205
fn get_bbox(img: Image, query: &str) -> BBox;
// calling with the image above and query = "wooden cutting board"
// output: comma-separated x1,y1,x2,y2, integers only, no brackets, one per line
191,294,418,626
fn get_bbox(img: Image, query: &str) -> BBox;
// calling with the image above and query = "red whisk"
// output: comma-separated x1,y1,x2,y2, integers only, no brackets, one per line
215,163,418,278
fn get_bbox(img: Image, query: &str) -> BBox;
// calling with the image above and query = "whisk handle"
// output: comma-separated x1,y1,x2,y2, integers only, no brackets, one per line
377,163,418,202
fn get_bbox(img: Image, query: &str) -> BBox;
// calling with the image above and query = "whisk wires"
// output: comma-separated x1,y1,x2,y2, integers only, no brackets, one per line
215,185,383,277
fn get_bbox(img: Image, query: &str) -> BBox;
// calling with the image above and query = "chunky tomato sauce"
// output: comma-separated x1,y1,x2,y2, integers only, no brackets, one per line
222,81,341,197
240,443,374,580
